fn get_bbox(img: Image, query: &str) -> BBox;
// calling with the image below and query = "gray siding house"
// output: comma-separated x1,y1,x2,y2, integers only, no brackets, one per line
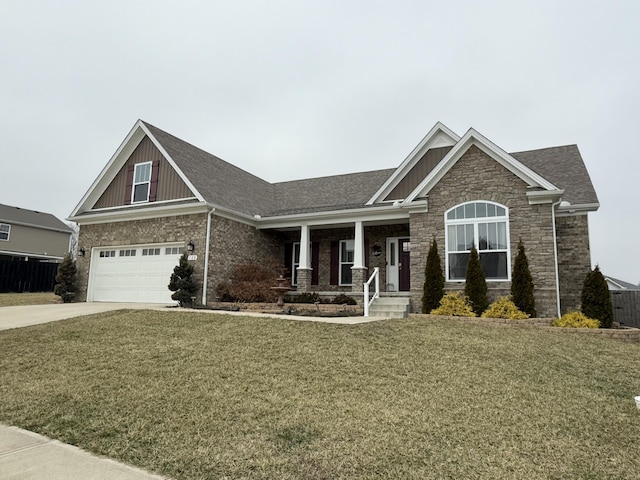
0,203,72,262
69,120,599,316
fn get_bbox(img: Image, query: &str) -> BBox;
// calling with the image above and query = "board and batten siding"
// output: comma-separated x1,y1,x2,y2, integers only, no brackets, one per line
93,136,193,209
384,146,452,201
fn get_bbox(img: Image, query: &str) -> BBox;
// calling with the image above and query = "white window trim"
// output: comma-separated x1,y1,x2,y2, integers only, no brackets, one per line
445,201,511,282
132,161,152,204
339,239,355,286
0,223,10,241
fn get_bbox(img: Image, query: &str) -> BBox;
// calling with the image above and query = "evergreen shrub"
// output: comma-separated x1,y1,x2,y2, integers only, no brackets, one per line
331,294,357,305
293,292,321,304
422,238,445,313
54,253,77,303
430,292,476,317
581,265,613,328
168,253,198,307
511,239,537,317
464,245,488,315
481,296,529,319
552,311,600,329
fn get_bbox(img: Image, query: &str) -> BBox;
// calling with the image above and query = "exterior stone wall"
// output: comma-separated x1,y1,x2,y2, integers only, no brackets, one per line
409,145,559,317
556,214,591,313
76,213,208,302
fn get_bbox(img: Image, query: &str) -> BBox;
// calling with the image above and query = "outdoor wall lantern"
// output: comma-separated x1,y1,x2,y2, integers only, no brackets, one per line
371,245,382,257
78,248,86,257
187,241,195,252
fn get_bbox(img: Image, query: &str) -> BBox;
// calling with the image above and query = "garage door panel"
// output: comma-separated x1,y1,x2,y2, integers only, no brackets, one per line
90,245,184,303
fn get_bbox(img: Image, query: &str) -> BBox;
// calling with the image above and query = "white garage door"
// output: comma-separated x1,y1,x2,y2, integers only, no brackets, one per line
89,244,185,303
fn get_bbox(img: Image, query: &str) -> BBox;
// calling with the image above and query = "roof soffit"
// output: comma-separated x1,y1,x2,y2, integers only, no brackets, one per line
366,122,460,205
404,128,558,203
69,120,203,217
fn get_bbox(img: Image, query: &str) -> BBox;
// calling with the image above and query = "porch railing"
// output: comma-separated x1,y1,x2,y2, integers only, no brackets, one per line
364,267,380,317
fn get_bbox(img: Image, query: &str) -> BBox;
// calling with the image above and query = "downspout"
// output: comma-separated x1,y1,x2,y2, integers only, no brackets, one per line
551,199,562,318
201,207,215,306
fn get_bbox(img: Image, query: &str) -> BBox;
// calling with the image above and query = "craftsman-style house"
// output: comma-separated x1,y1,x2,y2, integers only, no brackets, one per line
69,120,599,316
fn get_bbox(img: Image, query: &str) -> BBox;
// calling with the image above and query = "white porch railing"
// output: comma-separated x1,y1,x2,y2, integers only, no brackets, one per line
364,267,380,317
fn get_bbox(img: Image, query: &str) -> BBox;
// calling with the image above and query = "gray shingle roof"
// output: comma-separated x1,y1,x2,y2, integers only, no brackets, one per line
143,122,598,218
0,203,73,232
511,145,599,206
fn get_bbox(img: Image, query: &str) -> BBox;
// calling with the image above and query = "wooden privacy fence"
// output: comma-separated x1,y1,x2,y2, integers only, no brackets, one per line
611,290,640,328
0,260,59,293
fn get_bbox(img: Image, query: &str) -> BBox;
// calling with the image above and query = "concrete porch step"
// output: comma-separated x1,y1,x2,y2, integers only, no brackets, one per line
368,296,411,318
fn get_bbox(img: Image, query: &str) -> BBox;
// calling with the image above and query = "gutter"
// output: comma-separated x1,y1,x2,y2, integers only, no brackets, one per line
551,198,563,318
201,207,215,306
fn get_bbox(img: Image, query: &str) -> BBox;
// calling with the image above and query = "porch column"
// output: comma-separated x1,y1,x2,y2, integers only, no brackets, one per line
297,224,312,291
351,220,367,293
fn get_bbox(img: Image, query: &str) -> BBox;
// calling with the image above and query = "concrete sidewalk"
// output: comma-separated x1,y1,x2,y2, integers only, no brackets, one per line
0,424,169,480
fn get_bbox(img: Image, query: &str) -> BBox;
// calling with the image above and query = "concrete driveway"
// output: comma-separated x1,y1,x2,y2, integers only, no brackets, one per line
0,302,171,331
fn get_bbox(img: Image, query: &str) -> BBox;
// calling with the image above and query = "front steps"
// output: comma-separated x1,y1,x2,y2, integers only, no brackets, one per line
368,295,411,318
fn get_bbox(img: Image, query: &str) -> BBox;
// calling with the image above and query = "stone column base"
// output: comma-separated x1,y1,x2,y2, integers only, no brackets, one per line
350,267,368,294
296,268,312,292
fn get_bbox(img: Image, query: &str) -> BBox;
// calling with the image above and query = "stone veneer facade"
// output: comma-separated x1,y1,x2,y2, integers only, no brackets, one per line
555,214,591,313
408,145,561,317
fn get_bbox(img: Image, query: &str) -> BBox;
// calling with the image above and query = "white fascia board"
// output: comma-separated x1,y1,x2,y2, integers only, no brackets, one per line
69,201,211,225
255,203,418,230
526,189,564,204
365,122,460,205
555,202,600,216
405,128,559,203
138,122,205,203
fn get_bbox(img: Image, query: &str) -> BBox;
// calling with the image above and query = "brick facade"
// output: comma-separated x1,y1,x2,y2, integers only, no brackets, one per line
555,214,591,313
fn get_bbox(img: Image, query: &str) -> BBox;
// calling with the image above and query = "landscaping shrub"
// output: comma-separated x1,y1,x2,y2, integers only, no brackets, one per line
331,293,357,305
481,296,529,320
216,259,284,303
168,253,198,307
552,311,600,329
422,238,445,313
292,292,320,304
464,244,488,315
54,253,77,303
511,239,537,317
430,292,476,317
581,265,613,328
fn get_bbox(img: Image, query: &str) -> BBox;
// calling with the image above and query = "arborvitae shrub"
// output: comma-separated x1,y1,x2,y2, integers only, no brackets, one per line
581,265,613,328
430,292,476,317
422,238,445,313
552,311,600,329
54,253,77,303
168,252,198,307
331,293,357,305
511,239,537,317
481,296,529,320
464,244,488,315
215,259,283,303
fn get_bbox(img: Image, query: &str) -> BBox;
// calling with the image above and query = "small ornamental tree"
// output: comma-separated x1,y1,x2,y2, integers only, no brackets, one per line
168,253,198,307
465,244,488,316
54,253,77,303
510,239,537,317
422,238,445,313
581,265,613,328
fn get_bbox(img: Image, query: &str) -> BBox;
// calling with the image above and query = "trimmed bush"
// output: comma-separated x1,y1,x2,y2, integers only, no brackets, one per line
292,292,320,304
54,253,77,303
464,244,488,315
168,253,198,307
422,238,445,313
581,265,613,328
511,239,537,317
481,296,529,320
216,259,283,303
331,294,357,305
430,292,476,317
552,311,600,329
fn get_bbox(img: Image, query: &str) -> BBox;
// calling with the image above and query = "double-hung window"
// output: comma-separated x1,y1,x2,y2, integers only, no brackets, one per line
0,223,10,241
445,201,510,281
132,162,152,203
339,239,355,285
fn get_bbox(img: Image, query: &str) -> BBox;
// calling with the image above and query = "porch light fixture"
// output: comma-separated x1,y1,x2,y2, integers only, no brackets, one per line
187,241,195,252
78,248,86,257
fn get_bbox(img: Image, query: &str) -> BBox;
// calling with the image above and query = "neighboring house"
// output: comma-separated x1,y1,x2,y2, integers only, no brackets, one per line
605,276,640,328
0,203,72,262
604,276,640,291
69,120,599,316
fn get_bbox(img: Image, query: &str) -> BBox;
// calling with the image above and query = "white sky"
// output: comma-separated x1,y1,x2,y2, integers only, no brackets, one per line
1,0,638,284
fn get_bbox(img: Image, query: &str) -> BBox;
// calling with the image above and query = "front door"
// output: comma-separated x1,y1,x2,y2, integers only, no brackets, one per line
386,237,411,292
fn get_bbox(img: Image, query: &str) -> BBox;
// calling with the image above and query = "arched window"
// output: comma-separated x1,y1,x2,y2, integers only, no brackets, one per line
445,201,510,281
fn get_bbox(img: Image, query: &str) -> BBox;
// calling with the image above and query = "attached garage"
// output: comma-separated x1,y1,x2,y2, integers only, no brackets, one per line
88,244,184,303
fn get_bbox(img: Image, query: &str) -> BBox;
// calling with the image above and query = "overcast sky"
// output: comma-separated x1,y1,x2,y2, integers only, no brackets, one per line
1,0,638,283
